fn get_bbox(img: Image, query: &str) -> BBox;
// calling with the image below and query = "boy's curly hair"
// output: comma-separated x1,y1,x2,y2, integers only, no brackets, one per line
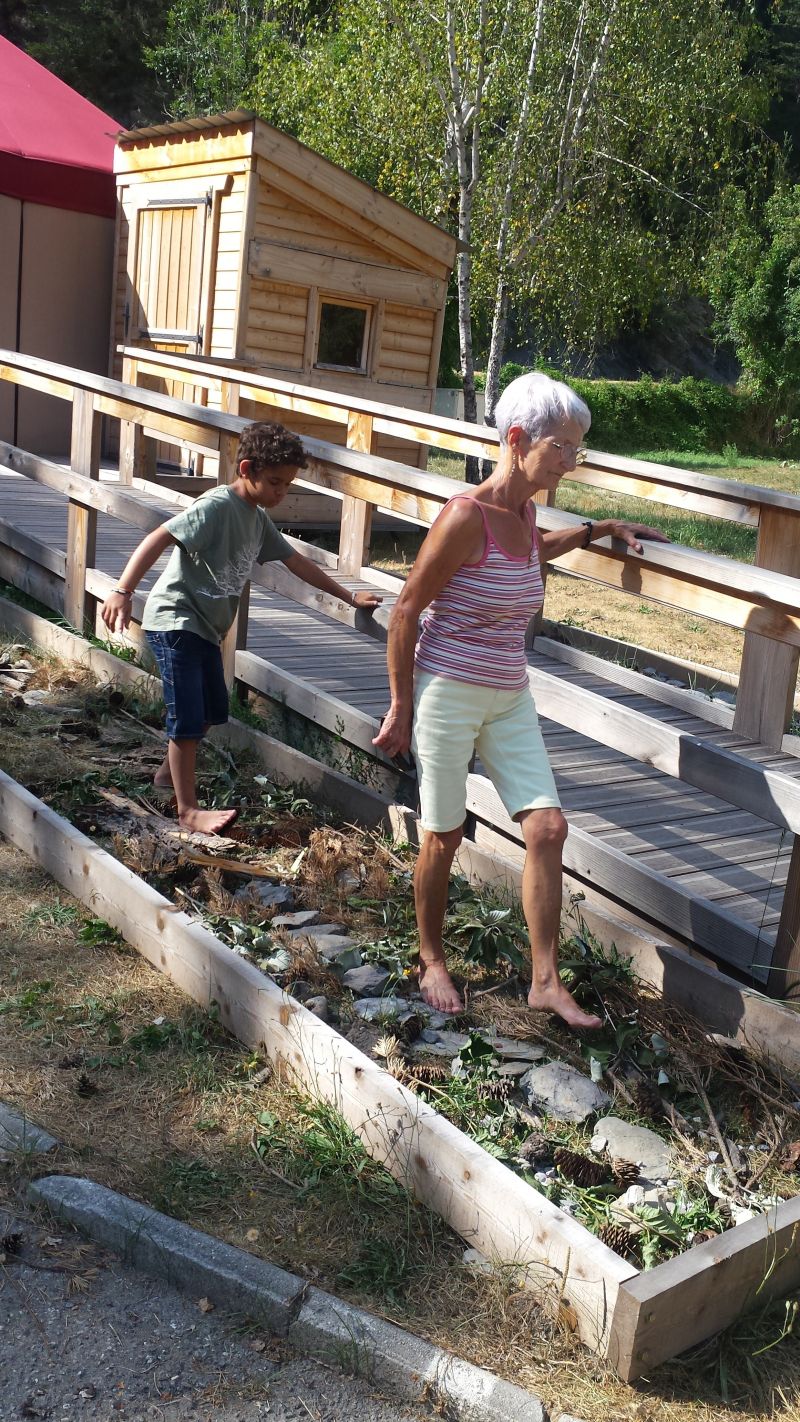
237,421,307,470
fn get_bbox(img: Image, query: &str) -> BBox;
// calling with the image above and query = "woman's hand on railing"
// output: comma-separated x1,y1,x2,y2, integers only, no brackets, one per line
100,590,133,633
607,521,671,555
373,703,413,758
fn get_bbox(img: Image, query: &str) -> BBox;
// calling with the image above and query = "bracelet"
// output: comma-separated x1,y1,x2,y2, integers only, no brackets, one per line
115,588,133,597
581,520,594,548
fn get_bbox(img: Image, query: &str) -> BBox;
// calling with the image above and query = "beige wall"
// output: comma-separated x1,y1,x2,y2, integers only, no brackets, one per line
0,195,22,444
12,203,114,454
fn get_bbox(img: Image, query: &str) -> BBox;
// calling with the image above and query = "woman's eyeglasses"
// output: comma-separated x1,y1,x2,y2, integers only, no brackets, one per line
549,440,587,465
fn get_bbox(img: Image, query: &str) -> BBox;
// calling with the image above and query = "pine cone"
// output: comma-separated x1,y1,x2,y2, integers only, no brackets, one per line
476,1078,513,1102
554,1147,611,1188
410,1059,451,1083
518,1132,553,1165
598,1222,635,1257
632,1079,664,1121
611,1158,640,1189
692,1227,719,1244
395,1014,426,1045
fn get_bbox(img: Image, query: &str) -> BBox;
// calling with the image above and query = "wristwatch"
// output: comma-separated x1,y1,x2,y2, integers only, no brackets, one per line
581,521,594,548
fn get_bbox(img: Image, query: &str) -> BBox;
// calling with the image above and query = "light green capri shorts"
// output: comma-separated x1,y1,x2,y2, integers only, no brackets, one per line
411,670,561,833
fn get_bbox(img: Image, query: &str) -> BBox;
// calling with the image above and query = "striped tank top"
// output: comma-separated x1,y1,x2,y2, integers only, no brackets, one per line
415,495,544,690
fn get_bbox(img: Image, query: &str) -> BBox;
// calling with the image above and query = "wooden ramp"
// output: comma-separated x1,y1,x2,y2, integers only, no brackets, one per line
0,467,795,984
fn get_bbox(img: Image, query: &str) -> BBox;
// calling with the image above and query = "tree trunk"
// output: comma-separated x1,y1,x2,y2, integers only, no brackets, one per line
456,202,481,482
484,280,509,427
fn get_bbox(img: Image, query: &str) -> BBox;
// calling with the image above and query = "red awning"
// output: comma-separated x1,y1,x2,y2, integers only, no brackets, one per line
0,38,117,217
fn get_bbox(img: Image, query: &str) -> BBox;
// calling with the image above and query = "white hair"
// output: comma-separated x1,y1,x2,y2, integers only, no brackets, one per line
493,372,591,445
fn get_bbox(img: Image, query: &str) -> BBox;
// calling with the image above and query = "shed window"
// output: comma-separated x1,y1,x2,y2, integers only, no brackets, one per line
316,301,370,372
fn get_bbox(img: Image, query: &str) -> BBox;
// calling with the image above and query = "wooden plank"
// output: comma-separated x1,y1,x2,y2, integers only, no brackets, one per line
248,238,444,310
251,137,455,275
526,663,800,836
63,390,101,634
339,412,375,575
608,1197,800,1380
545,534,800,648
566,462,758,525
466,774,770,979
0,447,166,535
735,506,800,747
768,836,800,998
535,637,740,730
0,543,65,615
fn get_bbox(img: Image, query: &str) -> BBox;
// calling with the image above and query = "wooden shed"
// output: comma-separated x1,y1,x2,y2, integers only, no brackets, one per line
111,111,456,466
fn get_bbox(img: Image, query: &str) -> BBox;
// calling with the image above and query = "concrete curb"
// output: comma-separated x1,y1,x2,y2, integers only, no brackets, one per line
29,1175,550,1422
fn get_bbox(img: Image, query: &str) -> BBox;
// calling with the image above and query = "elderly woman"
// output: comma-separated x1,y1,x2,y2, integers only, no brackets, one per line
373,372,667,1030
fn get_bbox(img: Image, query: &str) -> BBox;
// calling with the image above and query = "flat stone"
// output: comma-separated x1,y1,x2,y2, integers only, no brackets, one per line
421,1028,470,1049
353,996,416,1024
289,924,347,942
0,1102,58,1160
487,1035,547,1063
336,868,361,892
342,964,391,995
233,880,294,910
273,909,321,929
319,944,362,973
314,935,358,959
410,1040,460,1060
519,1062,611,1124
591,1115,673,1182
305,995,330,1023
496,1060,532,1078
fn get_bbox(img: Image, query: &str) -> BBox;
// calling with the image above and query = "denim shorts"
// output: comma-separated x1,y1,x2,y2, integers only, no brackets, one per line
145,630,229,740
411,670,560,832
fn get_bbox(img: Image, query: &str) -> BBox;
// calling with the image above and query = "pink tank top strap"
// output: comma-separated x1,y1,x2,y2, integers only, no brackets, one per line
447,493,492,563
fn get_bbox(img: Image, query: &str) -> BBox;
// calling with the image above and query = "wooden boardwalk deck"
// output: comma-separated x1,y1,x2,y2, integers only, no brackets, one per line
1,467,796,981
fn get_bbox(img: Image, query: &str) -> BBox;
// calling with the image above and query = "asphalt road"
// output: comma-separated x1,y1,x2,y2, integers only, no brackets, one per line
0,1204,430,1422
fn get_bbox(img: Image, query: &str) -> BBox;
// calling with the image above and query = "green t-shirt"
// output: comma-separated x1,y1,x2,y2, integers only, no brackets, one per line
142,486,293,644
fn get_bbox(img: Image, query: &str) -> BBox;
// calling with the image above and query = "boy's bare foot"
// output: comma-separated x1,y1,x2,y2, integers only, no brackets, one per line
153,769,173,788
418,959,463,1014
527,980,602,1032
178,806,238,835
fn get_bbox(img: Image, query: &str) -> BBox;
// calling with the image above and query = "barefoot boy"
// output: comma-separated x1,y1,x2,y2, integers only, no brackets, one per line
101,421,381,835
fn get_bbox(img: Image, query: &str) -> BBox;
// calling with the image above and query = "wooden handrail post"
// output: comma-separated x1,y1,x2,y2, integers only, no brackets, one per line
64,389,101,635
218,429,239,486
733,506,800,748
767,836,800,999
339,412,375,575
221,580,251,693
118,355,156,485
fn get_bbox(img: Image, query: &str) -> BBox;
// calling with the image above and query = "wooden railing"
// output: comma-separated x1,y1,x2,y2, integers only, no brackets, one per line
3,346,800,992
117,344,800,750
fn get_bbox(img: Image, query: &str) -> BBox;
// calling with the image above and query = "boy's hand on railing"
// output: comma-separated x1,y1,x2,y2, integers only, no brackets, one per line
101,590,133,633
353,590,383,610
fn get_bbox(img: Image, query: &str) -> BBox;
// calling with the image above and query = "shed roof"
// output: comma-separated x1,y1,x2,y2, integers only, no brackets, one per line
0,38,117,216
117,110,457,275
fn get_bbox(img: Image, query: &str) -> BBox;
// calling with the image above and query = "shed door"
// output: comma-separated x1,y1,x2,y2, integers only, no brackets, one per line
128,194,212,468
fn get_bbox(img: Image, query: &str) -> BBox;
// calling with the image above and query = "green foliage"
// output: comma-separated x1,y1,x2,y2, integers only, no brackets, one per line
494,363,797,455
707,185,800,441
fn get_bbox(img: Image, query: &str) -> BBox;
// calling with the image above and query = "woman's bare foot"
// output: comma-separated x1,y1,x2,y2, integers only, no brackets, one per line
178,806,238,835
527,980,602,1032
418,958,463,1014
